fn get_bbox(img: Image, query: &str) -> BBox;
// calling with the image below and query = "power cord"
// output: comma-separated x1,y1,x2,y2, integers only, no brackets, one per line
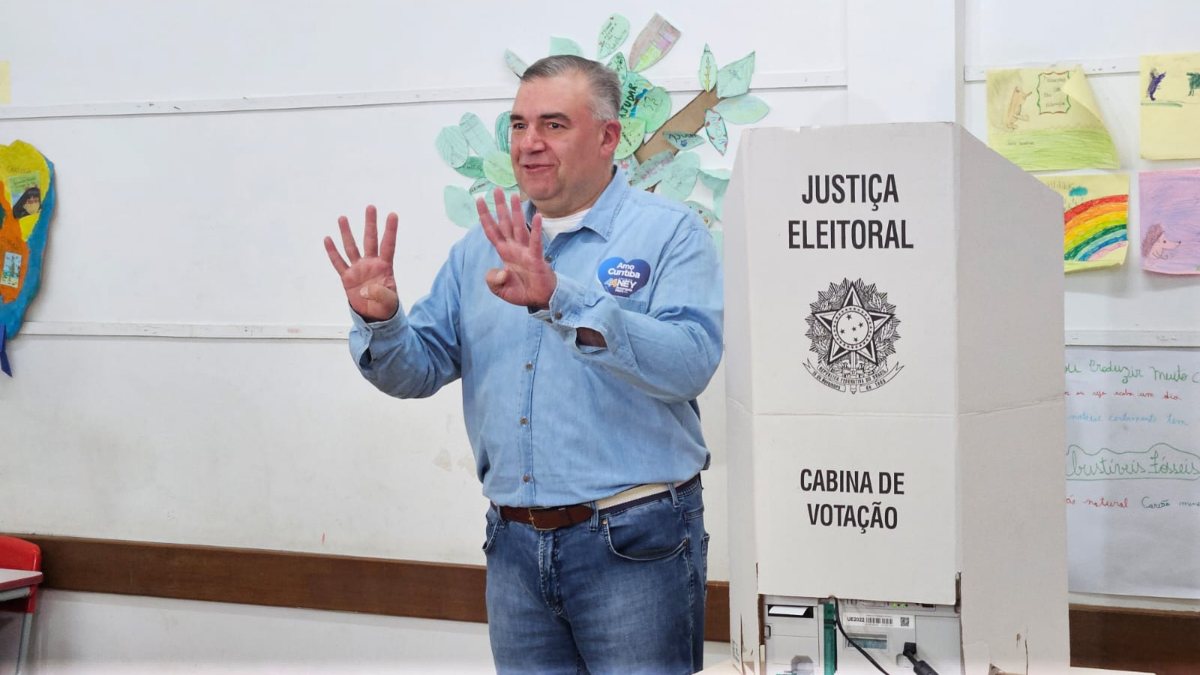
829,597,892,675
902,642,939,675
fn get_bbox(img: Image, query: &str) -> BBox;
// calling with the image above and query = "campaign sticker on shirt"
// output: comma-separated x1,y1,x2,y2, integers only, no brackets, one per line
598,257,650,297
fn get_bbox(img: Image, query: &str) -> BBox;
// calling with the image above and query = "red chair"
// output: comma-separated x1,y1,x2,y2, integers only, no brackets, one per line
0,537,41,675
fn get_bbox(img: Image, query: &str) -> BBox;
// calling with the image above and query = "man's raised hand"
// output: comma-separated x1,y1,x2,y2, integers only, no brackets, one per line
478,189,556,309
324,205,399,322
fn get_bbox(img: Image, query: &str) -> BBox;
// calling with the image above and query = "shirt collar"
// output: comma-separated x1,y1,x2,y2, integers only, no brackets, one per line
523,168,629,242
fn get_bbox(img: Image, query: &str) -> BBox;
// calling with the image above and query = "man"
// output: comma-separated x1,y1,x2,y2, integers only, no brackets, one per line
324,55,722,674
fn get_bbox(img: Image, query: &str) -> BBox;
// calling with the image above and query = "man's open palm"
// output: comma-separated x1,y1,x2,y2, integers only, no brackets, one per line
324,205,399,322
478,189,556,309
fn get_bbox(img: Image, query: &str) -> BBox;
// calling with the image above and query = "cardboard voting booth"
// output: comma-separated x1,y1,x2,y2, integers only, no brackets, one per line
723,123,1070,674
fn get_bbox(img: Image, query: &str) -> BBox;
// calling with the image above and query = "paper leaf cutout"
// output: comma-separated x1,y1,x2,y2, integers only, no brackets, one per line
549,36,584,57
619,72,652,119
616,117,647,160
656,152,701,202
699,167,732,181
444,185,477,228
435,126,470,168
629,151,675,190
628,14,681,72
616,154,639,176
504,50,528,78
714,94,769,124
684,201,718,227
597,14,631,60
704,109,729,155
459,113,496,156
608,52,628,80
717,52,756,99
468,178,492,195
665,132,705,151
455,156,485,179
699,44,717,92
698,170,729,193
634,86,672,134
495,111,512,154
483,151,517,188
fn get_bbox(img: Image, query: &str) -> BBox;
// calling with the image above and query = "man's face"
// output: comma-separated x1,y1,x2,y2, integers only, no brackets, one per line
509,72,620,218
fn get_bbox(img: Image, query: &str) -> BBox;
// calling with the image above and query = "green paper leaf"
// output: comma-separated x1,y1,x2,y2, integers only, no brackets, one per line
468,177,493,195
665,131,705,152
698,171,729,193
699,167,732,181
444,185,477,228
615,117,647,160
494,111,512,154
704,109,729,155
504,50,528,78
629,150,675,190
455,156,485,179
615,154,639,176
714,94,770,124
633,86,671,134
608,52,628,80
597,14,630,60
549,36,583,57
435,126,470,168
618,72,652,119
483,151,516,188
717,52,756,99
459,112,496,156
684,200,718,228
699,44,717,92
656,152,701,202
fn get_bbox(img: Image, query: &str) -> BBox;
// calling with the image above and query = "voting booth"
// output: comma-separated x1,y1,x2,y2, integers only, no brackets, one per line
723,123,1070,674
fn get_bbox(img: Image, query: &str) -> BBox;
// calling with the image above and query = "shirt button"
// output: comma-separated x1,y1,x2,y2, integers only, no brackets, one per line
519,416,528,425
525,362,533,371
544,255,553,263
522,474,532,483
554,311,563,320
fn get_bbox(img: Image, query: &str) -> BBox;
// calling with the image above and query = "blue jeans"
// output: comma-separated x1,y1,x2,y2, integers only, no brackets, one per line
484,477,708,675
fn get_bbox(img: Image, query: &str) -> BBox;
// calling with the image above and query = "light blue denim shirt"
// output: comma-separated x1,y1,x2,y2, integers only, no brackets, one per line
349,170,723,507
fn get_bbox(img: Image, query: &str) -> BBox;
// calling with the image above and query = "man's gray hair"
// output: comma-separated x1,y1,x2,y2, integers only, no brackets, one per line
520,55,622,122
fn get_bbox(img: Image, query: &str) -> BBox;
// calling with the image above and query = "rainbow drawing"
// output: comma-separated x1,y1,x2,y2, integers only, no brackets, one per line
1063,194,1128,269
1038,173,1129,273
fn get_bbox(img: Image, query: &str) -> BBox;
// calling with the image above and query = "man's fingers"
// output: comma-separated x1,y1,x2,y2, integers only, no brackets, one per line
528,213,544,256
363,205,379,258
338,215,362,264
509,192,529,247
477,196,504,250
323,236,349,275
491,188,514,241
379,212,399,263
485,267,508,296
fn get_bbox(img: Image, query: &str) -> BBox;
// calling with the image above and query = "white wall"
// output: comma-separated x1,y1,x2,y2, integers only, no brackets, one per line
0,0,847,568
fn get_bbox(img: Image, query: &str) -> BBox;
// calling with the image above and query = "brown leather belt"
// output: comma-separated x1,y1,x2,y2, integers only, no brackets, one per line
497,474,700,531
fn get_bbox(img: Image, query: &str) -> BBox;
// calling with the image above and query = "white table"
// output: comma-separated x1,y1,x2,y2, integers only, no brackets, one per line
0,569,41,604
0,568,41,675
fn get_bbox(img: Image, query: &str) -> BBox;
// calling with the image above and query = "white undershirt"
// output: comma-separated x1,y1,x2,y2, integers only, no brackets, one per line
539,208,591,241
